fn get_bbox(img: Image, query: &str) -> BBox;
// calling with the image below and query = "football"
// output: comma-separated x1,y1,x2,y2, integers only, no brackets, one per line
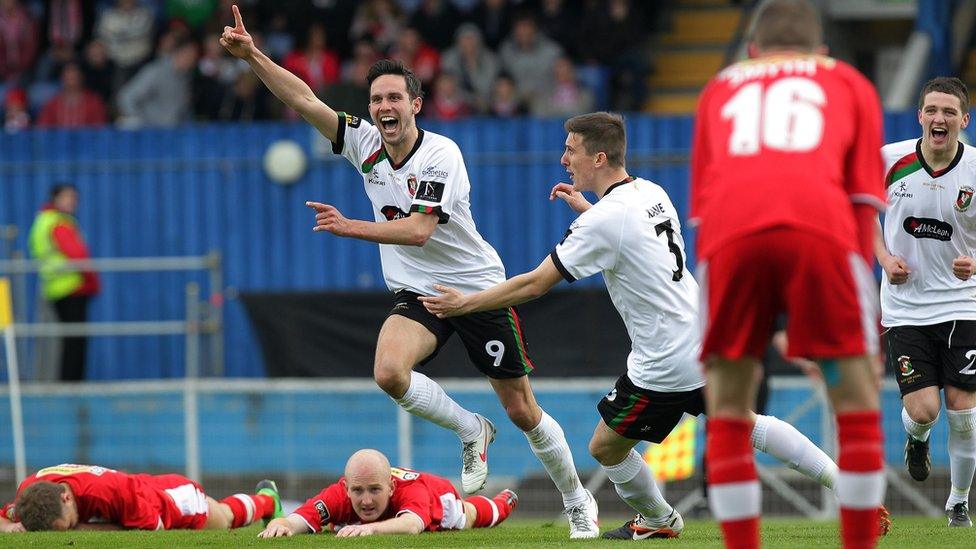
263,139,307,184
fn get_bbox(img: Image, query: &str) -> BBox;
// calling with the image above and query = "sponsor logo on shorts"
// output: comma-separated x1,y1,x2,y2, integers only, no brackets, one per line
415,180,445,203
956,186,974,212
605,388,617,402
640,425,652,432
898,355,914,376
902,217,952,241
314,500,330,527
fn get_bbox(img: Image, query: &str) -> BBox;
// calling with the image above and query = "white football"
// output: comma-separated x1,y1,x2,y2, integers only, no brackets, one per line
263,140,307,184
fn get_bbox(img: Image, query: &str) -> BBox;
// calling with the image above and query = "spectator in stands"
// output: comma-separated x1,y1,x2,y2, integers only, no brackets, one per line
117,40,198,127
217,71,271,121
36,62,108,127
28,184,100,382
530,56,593,118
498,12,562,101
578,0,649,111
79,39,114,105
349,0,403,54
283,23,341,95
95,0,154,90
389,26,439,89
43,0,93,52
166,0,219,30
408,0,461,51
0,463,283,532
536,0,579,58
258,449,517,537
261,13,293,62
0,0,38,85
487,73,525,117
440,23,498,113
427,71,471,121
325,40,375,121
3,86,28,132
466,0,510,51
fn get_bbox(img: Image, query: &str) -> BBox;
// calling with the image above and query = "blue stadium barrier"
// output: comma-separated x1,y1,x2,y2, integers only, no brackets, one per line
0,112,926,380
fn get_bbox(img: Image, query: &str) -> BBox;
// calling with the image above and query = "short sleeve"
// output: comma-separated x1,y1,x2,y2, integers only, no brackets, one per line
332,111,376,170
408,144,463,224
689,79,717,227
290,482,351,534
1,502,15,521
550,208,621,283
391,482,432,529
844,73,886,211
118,478,163,530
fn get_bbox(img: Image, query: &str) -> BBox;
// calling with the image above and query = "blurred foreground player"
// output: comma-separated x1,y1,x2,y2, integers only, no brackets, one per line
691,1,886,547
0,463,283,532
221,5,597,538
258,449,517,538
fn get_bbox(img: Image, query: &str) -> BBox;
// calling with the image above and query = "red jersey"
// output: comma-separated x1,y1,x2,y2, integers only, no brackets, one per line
690,54,885,260
292,467,460,533
1,464,204,530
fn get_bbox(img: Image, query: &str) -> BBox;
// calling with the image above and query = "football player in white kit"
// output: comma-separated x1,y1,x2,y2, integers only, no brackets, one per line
219,6,600,539
421,112,884,539
875,77,976,527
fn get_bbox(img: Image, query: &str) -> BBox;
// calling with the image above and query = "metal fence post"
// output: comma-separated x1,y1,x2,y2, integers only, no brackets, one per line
184,283,201,481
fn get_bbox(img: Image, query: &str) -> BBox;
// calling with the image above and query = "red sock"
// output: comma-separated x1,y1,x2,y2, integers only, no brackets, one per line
219,494,275,528
464,495,510,528
837,411,884,549
707,417,760,549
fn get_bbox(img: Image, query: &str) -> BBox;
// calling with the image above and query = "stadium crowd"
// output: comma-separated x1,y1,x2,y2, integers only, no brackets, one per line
0,0,657,131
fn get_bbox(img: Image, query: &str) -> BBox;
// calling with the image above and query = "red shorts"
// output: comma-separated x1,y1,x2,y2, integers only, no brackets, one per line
699,228,878,361
144,474,210,530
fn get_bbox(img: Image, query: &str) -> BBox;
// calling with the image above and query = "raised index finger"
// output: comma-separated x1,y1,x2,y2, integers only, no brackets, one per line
232,4,244,29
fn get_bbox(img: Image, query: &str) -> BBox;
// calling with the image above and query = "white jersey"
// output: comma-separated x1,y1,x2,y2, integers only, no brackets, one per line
880,138,976,326
550,178,705,392
332,112,506,295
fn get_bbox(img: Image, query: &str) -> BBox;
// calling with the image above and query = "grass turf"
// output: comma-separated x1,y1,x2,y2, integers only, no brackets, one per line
0,517,972,548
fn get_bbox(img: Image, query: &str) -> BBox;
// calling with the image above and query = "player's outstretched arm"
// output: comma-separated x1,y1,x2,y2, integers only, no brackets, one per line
336,514,424,537
220,5,338,141
306,202,438,246
549,182,592,213
258,516,309,538
420,256,564,318
873,216,910,284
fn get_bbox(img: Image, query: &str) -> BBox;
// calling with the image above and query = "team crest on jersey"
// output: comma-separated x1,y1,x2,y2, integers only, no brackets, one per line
898,355,914,376
407,175,418,197
314,500,330,527
391,467,420,481
956,186,974,211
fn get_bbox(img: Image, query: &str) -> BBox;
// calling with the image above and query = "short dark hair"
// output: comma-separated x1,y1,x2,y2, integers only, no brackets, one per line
366,59,423,100
49,183,77,201
16,481,66,531
751,0,822,52
918,76,970,113
564,112,627,168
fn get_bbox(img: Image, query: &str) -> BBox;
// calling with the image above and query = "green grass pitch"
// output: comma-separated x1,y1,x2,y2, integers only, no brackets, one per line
1,517,972,548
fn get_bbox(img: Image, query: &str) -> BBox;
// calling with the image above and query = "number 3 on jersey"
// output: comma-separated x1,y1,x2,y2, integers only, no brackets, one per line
721,77,826,155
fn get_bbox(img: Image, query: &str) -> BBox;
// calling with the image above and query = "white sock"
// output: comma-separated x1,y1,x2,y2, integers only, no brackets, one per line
523,410,587,508
903,407,937,442
946,408,976,509
751,414,837,489
604,449,672,523
394,371,482,441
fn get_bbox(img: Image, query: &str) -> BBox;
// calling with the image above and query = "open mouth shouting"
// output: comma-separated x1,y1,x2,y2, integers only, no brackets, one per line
930,126,949,146
379,116,399,137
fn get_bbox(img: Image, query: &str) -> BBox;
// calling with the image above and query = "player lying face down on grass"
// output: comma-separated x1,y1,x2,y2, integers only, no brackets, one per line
258,449,517,538
0,463,283,532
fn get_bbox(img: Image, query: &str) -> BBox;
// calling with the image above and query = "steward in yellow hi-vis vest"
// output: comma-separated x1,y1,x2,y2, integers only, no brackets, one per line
27,184,99,381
